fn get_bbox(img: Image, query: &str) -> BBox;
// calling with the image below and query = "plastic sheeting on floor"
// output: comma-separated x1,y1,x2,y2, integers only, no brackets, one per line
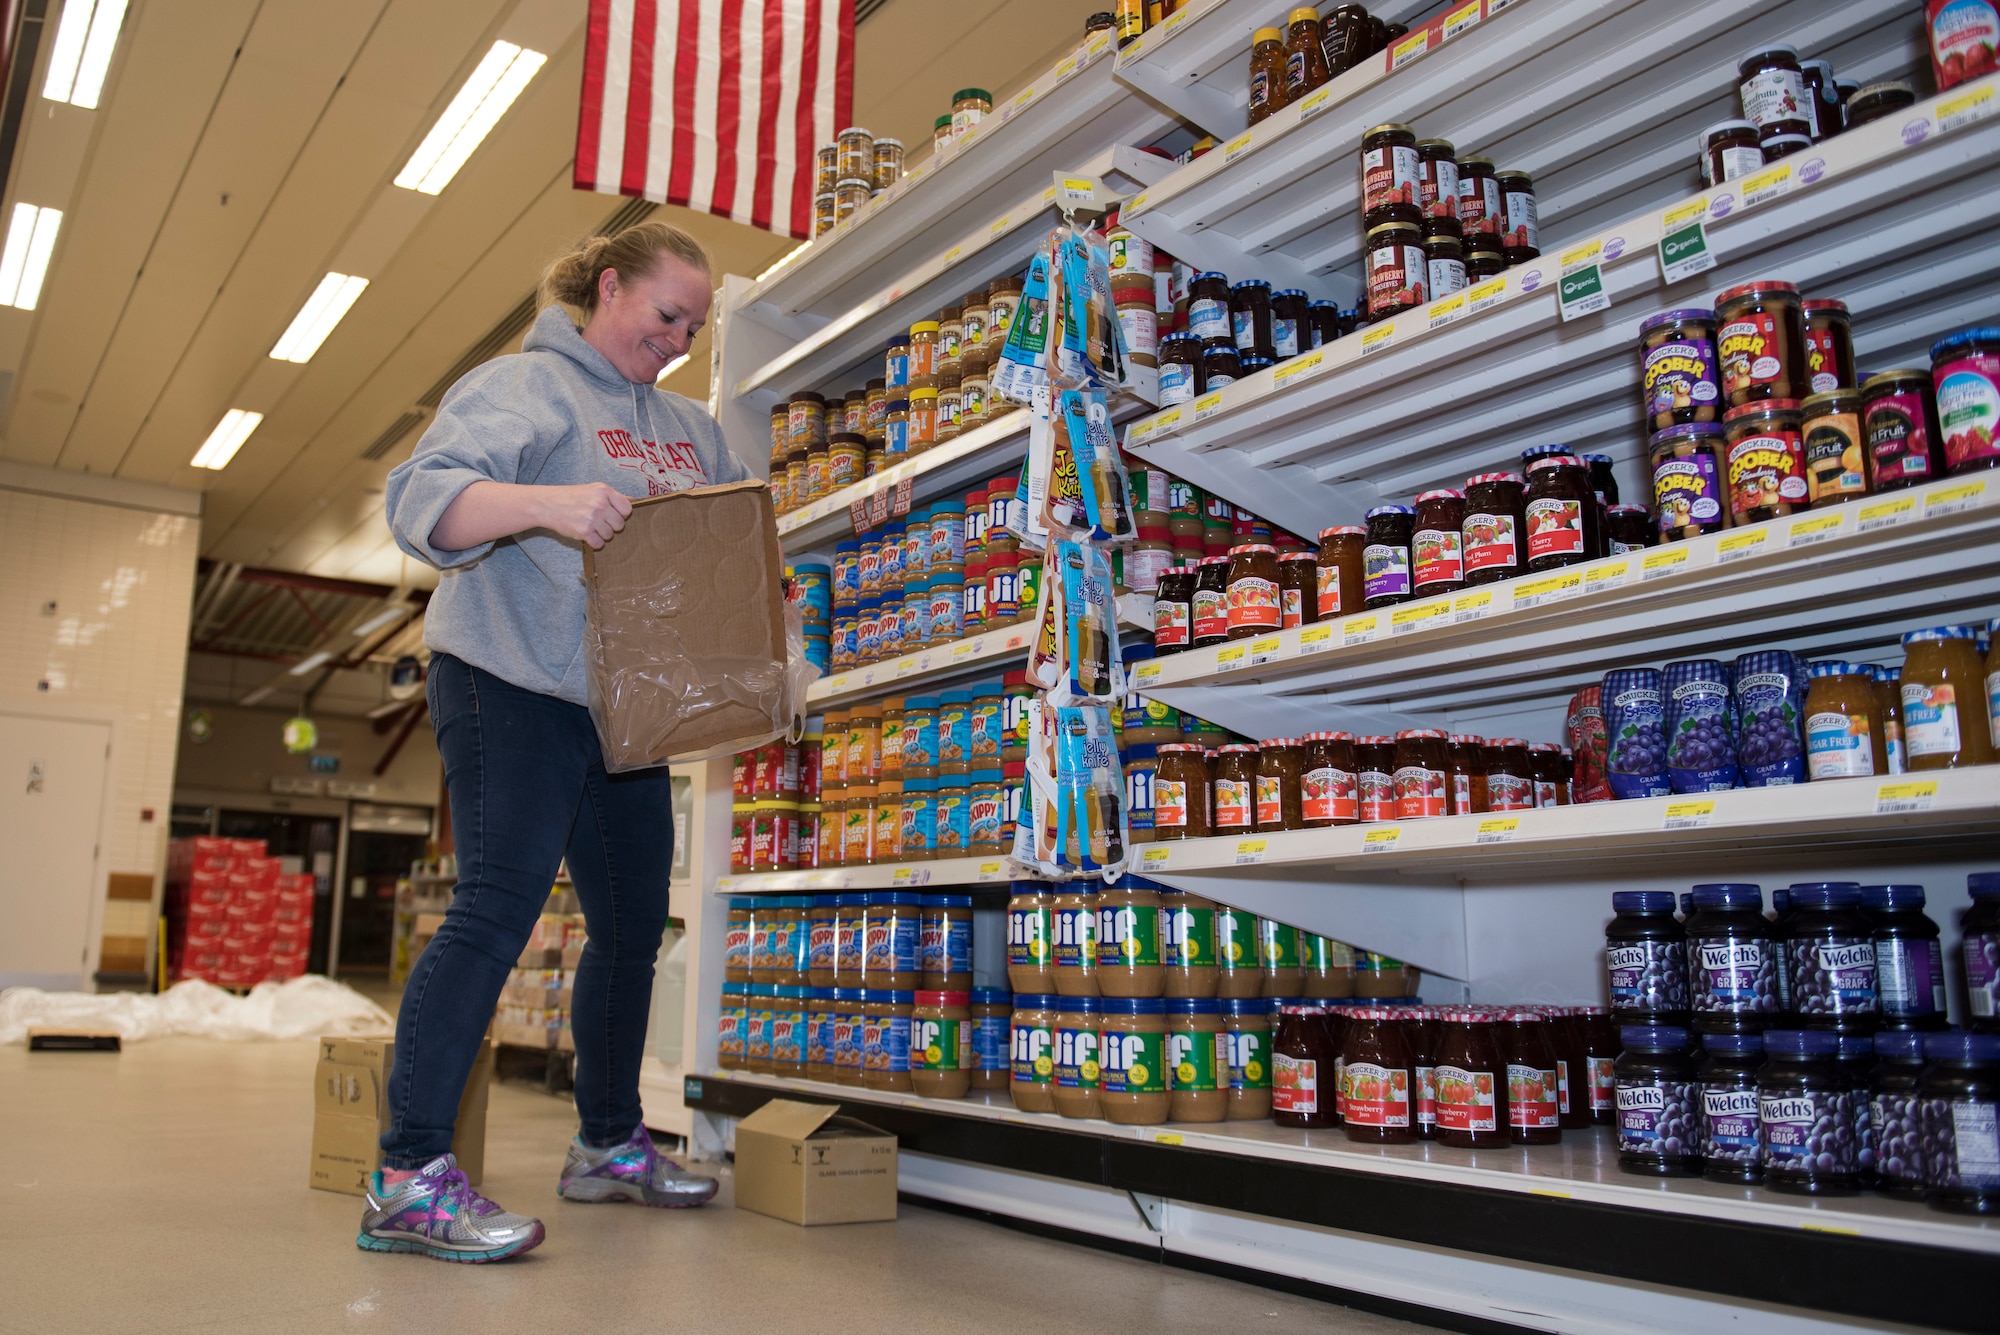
0,975,392,1045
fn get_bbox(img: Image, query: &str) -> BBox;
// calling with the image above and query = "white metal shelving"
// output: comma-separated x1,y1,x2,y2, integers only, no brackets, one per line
1119,75,2000,539
715,855,1015,895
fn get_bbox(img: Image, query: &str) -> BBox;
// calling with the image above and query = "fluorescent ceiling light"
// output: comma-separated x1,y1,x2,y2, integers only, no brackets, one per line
656,353,691,382
270,272,368,362
190,409,263,470
0,204,63,309
351,606,406,637
289,651,333,676
44,0,128,108
240,686,274,706
394,41,547,195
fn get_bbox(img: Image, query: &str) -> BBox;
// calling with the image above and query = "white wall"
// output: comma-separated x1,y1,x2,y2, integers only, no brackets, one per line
0,462,201,982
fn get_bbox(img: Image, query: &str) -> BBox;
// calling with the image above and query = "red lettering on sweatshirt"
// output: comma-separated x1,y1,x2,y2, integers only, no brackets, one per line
598,428,709,496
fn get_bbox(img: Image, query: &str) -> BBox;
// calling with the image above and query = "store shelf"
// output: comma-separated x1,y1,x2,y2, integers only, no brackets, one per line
1118,0,1918,299
777,408,1029,552
714,855,1016,895
732,144,1176,402
809,592,1153,709
1129,471,2000,741
740,31,1177,326
1119,76,2000,540
685,1072,1998,1332
1114,0,1471,142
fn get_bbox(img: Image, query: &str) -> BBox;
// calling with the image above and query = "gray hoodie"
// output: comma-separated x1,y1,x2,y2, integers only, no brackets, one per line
386,304,753,705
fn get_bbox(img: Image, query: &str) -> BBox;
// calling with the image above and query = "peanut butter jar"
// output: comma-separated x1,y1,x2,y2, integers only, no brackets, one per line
1010,993,1059,1114
969,988,1012,1092
1159,888,1220,998
1052,996,1103,1120
1052,885,1100,997
1214,904,1262,999
831,987,865,1086
909,990,973,1098
1222,996,1275,1120
860,988,914,1092
1098,998,1171,1125
1167,998,1229,1123
1006,882,1057,994
1095,875,1164,999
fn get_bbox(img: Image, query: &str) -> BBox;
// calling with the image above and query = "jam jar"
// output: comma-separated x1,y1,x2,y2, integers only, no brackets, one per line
1153,563,1195,654
1462,472,1526,585
1422,219,1467,299
1355,736,1396,822
1366,220,1427,318
1225,543,1282,639
1606,504,1653,553
1306,300,1343,349
1717,281,1807,407
1300,732,1358,827
1861,369,1945,492
1315,524,1366,618
1278,551,1318,628
1738,46,1812,142
1190,556,1231,650
1360,122,1420,226
1392,729,1449,819
1199,340,1242,392
1649,423,1730,540
1456,154,1501,241
1931,327,2000,475
1230,279,1275,359
1152,743,1211,841
1411,488,1466,597
1158,332,1200,405
1484,738,1537,811
1722,400,1808,524
1362,504,1414,608
1804,299,1855,395
1640,309,1722,431
1495,170,1538,264
1187,270,1232,344
1522,452,1598,572
1414,138,1459,220
1212,744,1260,832
1701,119,1765,186
1255,739,1306,832
1271,288,1309,359
1800,390,1867,506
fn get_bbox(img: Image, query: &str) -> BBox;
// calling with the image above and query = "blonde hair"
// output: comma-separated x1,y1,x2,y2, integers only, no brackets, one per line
538,220,712,314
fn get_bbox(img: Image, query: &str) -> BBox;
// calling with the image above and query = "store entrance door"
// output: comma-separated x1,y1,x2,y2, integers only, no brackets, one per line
337,804,432,981
0,712,111,989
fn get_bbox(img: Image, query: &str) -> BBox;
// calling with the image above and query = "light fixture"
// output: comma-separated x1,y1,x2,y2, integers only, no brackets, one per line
270,272,368,362
0,204,63,309
288,651,333,676
43,0,128,109
656,353,691,382
351,606,406,637
394,41,547,195
190,409,263,470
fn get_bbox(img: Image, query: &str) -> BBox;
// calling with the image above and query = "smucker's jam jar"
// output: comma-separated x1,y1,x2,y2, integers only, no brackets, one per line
1461,472,1526,584
1800,390,1867,506
1316,524,1366,617
1411,489,1466,597
1723,400,1808,524
1522,452,1597,572
1392,729,1449,819
1191,555,1231,649
1717,281,1806,407
1225,543,1282,639
1649,423,1730,540
1640,309,1722,431
1362,504,1415,608
1803,299,1855,395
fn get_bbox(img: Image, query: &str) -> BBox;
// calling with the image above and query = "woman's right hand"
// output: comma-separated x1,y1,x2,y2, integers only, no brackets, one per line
538,483,634,549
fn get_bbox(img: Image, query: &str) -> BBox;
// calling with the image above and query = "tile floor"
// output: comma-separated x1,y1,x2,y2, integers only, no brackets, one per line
0,1036,1432,1334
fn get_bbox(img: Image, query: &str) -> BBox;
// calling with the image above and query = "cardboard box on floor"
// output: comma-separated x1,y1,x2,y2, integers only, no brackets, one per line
582,478,788,767
732,1099,898,1226
310,1034,494,1195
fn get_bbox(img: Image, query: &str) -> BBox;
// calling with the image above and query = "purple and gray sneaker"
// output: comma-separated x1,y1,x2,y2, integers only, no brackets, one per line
356,1154,545,1263
557,1123,719,1207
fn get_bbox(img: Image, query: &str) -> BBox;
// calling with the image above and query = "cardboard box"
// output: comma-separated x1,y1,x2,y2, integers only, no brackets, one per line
310,1034,493,1195
582,478,787,766
732,1099,898,1226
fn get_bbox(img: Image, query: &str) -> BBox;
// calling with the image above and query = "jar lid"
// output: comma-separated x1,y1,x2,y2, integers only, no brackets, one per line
914,990,971,1006
1902,624,1976,645
1801,298,1850,316
1736,44,1800,70
1194,270,1230,282
935,114,954,130
1715,279,1800,305
1806,660,1870,678
1448,733,1481,744
1363,122,1416,138
1363,504,1414,518
1607,503,1648,515
1318,524,1366,538
834,176,873,190
1612,890,1676,913
1925,1032,2000,1063
1275,287,1309,298
1520,443,1572,461
1365,219,1421,238
1931,327,2000,360
1280,550,1317,562
1690,882,1764,910
1463,471,1525,486
1308,299,1341,310
909,320,940,335
1199,554,1230,565
921,892,974,907
836,125,872,139
1240,354,1275,370
1763,1029,1836,1058
1638,308,1717,336
1056,995,1102,1014
1761,133,1812,151
1217,743,1259,753
952,88,992,103
1414,137,1455,153
1492,169,1534,185
1648,421,1726,444
1252,25,1284,42
1491,737,1528,747
1415,488,1464,502
1525,452,1582,471
1398,728,1447,740
1359,734,1393,745
1529,741,1560,752
1872,1030,1922,1061
1860,883,1926,910
1704,1031,1764,1054
1158,742,1206,753
1619,1024,1689,1049
1853,79,1916,103
1441,1008,1494,1023
1228,543,1277,555
1700,119,1759,142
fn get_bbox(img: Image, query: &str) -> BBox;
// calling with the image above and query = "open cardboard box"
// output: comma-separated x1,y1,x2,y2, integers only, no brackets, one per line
582,478,788,767
309,1033,493,1195
732,1098,898,1226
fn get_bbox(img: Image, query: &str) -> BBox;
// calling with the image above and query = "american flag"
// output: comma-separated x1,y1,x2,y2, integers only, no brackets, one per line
575,0,855,240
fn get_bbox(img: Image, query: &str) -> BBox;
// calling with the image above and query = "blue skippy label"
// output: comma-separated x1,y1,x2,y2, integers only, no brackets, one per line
972,1011,1009,1071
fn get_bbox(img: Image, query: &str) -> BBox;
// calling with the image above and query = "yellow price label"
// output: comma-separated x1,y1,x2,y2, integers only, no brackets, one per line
1299,624,1333,647
1251,635,1281,654
1126,190,1149,214
1663,799,1716,829
1390,602,1448,632
1443,1,1482,36
1360,323,1396,353
1468,277,1507,304
1662,197,1709,229
1788,511,1843,544
978,861,1003,876
1224,132,1255,163
1476,817,1520,844
1140,846,1172,868
1641,545,1691,578
1390,30,1430,65
1153,407,1182,431
1858,495,1917,529
1273,350,1323,385
1216,644,1248,668
1132,662,1162,686
1361,827,1402,852
1296,87,1332,118
1155,1133,1184,1145
1236,839,1268,857
1559,239,1603,270
1193,392,1224,420
1875,780,1940,814
1428,292,1466,325
1925,478,1988,514
942,245,962,264
1716,527,1769,561
1062,176,1093,194
1452,589,1493,621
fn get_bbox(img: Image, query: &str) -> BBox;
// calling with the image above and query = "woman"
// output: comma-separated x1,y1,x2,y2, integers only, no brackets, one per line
368,221,752,1262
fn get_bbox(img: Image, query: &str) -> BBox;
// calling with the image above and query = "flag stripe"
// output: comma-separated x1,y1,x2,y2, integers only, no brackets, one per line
576,0,846,239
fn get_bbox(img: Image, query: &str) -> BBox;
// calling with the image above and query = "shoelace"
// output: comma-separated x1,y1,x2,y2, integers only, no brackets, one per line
406,1167,502,1233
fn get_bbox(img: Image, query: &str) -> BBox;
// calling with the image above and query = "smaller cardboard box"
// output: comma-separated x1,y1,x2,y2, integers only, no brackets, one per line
733,1099,898,1226
310,1034,492,1195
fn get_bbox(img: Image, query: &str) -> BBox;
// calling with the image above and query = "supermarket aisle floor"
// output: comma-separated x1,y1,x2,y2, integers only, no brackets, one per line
0,1037,1432,1335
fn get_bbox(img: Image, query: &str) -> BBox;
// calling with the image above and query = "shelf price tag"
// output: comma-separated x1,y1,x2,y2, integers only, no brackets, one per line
1125,418,1156,446
1924,477,1988,517
1298,623,1333,655
1640,546,1692,581
1467,277,1508,316
1389,28,1431,69
1132,661,1162,687
1427,292,1467,330
1360,323,1397,356
1234,838,1269,865
1342,614,1381,647
1151,407,1182,435
1441,1,1482,41
1787,511,1844,547
1249,635,1284,666
1140,845,1174,870
1584,559,1632,593
1060,176,1096,204
1857,494,1917,532
1557,240,1609,321
1740,163,1793,208
1296,86,1333,120
1937,82,1995,133
1391,602,1449,636
1452,589,1494,623
1511,570,1583,608
1662,799,1716,830
1715,527,1770,564
1273,350,1323,387
1875,780,1939,815
1657,199,1716,285
1223,132,1255,164
1475,817,1519,845
1193,392,1225,423
1361,827,1402,853
1215,644,1249,673
976,861,1006,880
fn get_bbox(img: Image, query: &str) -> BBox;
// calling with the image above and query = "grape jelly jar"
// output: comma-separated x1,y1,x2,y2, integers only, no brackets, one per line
1615,1024,1702,1176
1603,667,1670,799
1864,883,1949,1030
1918,1030,2000,1214
1699,1032,1766,1184
1759,1029,1858,1195
1685,883,1778,1032
1733,649,1807,786
1785,882,1879,1032
1606,891,1689,1025
1663,659,1739,793
1967,871,2000,1033
1871,1029,1929,1199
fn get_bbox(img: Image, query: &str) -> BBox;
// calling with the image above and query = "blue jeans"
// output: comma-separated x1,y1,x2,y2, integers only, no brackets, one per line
381,653,673,1168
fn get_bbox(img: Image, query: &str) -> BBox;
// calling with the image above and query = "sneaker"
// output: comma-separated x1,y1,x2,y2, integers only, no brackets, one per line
558,1124,719,1207
357,1155,545,1263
